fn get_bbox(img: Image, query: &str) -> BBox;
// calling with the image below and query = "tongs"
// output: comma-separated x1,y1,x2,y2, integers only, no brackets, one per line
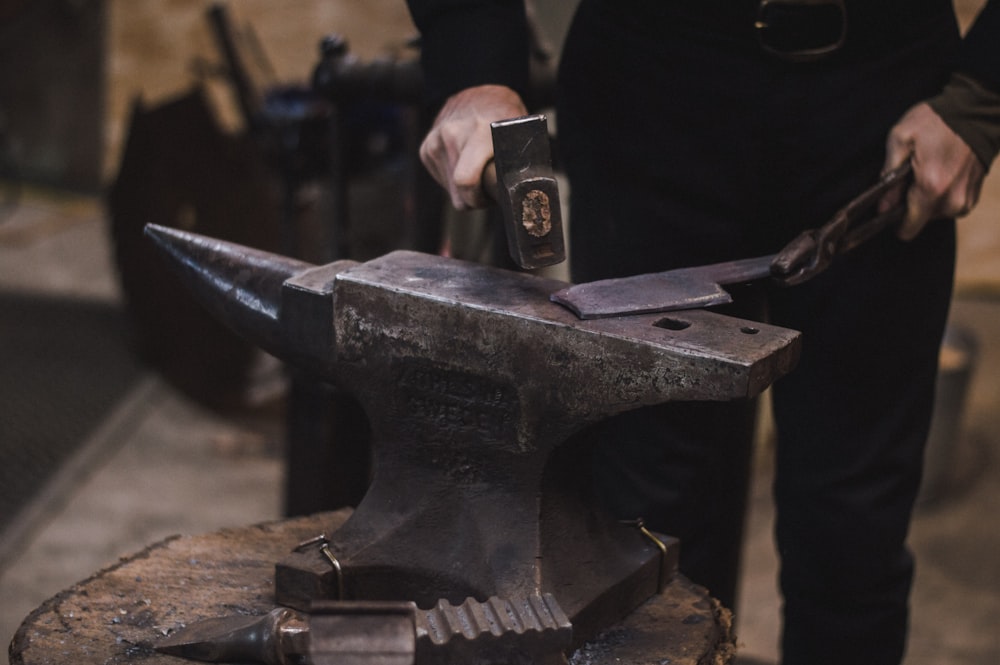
550,161,913,319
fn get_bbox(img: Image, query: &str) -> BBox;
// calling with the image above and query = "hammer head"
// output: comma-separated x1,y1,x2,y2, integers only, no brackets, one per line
490,115,566,270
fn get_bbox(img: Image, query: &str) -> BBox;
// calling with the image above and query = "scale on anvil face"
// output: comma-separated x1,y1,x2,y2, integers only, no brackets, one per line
145,225,800,665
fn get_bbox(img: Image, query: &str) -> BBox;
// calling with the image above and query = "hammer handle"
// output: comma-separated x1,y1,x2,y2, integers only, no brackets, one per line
482,159,500,204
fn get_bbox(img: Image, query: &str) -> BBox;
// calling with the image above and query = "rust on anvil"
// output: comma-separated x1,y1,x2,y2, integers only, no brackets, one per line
522,188,552,237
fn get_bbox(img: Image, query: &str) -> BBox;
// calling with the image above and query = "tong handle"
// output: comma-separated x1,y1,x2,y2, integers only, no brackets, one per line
771,161,913,286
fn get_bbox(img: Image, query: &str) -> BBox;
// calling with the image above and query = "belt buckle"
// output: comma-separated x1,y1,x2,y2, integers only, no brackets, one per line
755,0,847,62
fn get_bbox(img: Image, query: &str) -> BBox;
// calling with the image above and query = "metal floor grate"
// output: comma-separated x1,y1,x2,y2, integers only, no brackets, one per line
0,293,143,539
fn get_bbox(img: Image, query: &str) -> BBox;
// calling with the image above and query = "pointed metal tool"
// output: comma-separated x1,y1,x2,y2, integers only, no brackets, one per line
156,596,571,665
156,607,309,665
156,603,416,665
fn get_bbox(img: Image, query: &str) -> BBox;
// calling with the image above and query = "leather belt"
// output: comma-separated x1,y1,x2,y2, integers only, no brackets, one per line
755,0,846,61
620,0,954,63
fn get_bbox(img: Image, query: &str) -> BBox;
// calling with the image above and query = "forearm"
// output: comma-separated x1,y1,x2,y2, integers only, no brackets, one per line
405,0,530,106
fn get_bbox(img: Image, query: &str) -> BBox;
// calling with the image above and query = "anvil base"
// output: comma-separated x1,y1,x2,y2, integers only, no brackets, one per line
10,512,734,665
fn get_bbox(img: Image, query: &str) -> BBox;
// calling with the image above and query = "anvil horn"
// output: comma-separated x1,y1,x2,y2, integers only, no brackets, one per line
143,224,314,360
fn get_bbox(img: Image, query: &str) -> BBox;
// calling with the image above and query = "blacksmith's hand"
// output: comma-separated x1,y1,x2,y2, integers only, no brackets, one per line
880,102,985,241
420,84,528,210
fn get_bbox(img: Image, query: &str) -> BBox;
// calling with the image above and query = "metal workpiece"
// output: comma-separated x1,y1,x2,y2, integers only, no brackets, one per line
145,224,799,655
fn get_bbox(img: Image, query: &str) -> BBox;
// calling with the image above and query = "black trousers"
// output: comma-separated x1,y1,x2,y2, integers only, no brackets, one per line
557,2,959,663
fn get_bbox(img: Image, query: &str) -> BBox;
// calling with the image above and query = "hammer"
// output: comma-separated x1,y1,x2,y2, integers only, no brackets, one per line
481,114,566,270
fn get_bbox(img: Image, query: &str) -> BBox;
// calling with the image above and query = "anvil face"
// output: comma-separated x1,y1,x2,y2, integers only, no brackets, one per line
144,225,801,648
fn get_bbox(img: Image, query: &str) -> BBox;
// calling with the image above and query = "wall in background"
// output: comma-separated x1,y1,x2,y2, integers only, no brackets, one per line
0,1,106,192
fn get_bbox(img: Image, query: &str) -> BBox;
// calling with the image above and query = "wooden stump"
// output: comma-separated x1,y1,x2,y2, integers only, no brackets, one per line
10,512,734,665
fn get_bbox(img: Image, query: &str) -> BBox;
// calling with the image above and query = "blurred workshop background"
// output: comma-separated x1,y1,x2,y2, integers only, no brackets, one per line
0,2,998,664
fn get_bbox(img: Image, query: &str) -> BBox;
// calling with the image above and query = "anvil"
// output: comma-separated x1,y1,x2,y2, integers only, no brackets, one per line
145,225,800,661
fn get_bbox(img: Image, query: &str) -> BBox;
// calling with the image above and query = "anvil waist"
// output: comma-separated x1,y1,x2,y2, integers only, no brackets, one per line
603,0,956,62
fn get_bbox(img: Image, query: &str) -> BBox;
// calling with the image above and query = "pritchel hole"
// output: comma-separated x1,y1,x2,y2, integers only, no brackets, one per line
654,318,691,331
740,326,760,335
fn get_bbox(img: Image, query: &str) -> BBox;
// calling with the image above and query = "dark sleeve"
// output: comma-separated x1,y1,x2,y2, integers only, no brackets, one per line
405,0,530,107
926,72,1000,169
960,0,1000,90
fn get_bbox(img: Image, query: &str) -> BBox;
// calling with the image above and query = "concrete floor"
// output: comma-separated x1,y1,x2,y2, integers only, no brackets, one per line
1,182,999,664
0,192,286,662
